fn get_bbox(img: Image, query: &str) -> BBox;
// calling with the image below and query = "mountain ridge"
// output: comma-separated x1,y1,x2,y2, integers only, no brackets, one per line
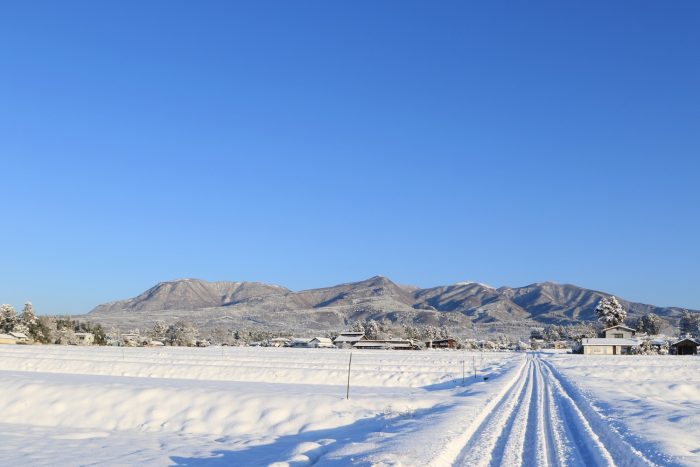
85,276,697,334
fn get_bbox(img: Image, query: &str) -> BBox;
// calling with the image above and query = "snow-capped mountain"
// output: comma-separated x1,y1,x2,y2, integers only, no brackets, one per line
84,276,696,333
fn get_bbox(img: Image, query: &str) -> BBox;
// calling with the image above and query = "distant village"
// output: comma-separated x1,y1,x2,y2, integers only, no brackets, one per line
1,297,699,355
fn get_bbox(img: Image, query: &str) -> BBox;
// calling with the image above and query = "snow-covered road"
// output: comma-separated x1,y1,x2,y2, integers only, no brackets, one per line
454,355,662,467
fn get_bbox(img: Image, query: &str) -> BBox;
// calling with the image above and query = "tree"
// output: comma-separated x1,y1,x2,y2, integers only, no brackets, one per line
149,321,167,340
679,311,699,337
403,325,420,340
365,320,380,340
350,320,365,334
166,321,198,346
637,313,663,335
595,296,626,327
0,304,17,332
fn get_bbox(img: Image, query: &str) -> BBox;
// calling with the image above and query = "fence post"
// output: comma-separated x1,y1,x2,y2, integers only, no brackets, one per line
462,360,465,385
473,355,476,379
346,352,353,400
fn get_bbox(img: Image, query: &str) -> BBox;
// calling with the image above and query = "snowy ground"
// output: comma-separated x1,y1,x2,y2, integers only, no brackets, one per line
0,346,521,466
0,347,698,466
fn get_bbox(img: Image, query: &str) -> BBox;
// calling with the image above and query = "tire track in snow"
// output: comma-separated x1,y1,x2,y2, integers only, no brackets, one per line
454,355,659,467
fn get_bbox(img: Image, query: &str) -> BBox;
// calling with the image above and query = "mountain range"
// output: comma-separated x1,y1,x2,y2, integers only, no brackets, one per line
85,276,695,335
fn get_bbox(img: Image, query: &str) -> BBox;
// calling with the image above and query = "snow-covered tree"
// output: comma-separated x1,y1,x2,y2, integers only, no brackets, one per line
365,320,380,340
20,302,37,327
438,326,449,339
637,313,663,335
423,325,439,340
403,325,420,340
149,321,167,340
0,304,17,332
350,320,365,334
166,321,198,346
679,311,699,337
595,296,626,327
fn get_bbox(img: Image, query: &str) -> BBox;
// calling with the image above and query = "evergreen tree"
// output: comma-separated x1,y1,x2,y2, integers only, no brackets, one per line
595,296,626,327
0,304,17,332
365,320,380,340
637,313,663,335
679,311,699,337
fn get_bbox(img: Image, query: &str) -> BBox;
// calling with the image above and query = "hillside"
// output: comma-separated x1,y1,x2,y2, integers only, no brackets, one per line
84,276,696,334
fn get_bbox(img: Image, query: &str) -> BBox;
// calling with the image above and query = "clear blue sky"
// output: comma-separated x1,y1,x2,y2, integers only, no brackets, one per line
1,1,698,315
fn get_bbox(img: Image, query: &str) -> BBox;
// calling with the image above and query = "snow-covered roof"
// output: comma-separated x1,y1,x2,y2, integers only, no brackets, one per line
0,333,16,340
334,333,365,343
353,340,416,349
582,338,639,346
671,338,699,346
9,332,28,339
602,325,636,332
310,337,333,344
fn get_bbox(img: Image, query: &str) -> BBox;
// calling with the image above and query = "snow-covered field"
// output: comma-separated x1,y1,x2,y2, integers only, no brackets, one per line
0,346,521,466
0,346,698,466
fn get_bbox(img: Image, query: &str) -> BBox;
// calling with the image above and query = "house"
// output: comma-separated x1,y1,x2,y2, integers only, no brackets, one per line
670,337,699,355
425,338,458,349
9,331,30,344
582,324,639,355
309,337,335,348
0,333,17,345
603,324,636,339
333,331,366,348
75,332,95,346
352,339,419,350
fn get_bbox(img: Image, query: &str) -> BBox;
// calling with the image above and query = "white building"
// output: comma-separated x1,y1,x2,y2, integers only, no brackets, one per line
9,331,30,344
0,333,17,345
582,324,639,355
309,337,334,348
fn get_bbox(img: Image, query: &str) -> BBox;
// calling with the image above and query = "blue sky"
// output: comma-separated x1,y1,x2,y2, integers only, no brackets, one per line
1,1,698,315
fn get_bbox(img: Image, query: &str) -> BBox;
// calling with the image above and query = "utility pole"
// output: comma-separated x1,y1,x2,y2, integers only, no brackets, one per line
346,352,353,400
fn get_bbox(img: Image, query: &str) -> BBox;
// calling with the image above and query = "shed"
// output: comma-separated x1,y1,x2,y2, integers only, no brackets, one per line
425,338,458,349
670,338,698,355
0,333,17,345
9,331,30,344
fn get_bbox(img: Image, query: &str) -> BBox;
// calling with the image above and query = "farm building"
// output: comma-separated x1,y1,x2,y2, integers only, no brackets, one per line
425,338,458,349
0,333,17,345
353,339,419,350
333,332,365,347
670,338,698,355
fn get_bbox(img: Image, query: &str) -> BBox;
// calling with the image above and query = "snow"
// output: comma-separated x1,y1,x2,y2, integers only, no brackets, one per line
0,345,519,466
1,346,699,466
544,352,700,466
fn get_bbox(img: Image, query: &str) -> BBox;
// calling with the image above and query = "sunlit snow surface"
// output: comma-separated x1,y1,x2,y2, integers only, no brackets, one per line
0,346,697,466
